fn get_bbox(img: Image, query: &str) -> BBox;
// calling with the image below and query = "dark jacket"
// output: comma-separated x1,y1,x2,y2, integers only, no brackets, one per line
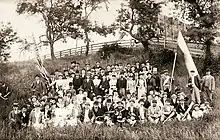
188,75,201,90
100,80,110,91
153,74,161,91
31,80,45,94
18,112,29,125
127,107,140,120
113,107,128,123
103,105,115,114
78,109,94,122
146,77,156,93
92,107,105,121
116,78,127,89
82,79,94,91
176,104,189,114
73,77,83,90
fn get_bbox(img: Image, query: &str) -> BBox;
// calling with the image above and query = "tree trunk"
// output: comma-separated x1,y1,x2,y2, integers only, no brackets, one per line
85,30,90,56
141,40,150,51
50,42,56,60
204,40,212,71
141,40,150,59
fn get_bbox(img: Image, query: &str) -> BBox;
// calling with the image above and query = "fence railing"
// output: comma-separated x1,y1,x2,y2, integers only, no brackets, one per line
44,39,205,59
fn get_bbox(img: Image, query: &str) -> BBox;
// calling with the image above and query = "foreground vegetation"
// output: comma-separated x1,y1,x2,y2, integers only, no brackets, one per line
0,49,220,140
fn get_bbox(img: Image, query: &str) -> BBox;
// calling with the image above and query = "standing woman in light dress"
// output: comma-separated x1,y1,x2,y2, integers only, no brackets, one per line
136,73,146,100
93,75,101,96
126,74,136,96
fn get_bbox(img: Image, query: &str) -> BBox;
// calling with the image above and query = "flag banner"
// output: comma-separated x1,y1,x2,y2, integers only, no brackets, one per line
35,55,51,83
56,79,72,90
177,31,198,76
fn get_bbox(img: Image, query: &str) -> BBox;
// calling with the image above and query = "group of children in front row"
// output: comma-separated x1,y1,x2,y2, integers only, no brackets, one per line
8,61,213,130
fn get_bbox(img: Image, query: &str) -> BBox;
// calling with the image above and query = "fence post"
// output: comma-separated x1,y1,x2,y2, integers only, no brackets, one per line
69,49,71,56
60,51,62,58
91,45,93,54
81,46,82,55
164,23,167,48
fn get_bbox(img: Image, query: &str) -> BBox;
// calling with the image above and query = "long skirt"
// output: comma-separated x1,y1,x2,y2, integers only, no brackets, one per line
138,87,146,100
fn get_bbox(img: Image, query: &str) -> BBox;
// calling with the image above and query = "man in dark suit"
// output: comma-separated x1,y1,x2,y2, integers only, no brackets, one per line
72,72,83,95
82,74,94,100
31,75,46,96
187,70,201,105
127,99,140,123
19,105,29,128
152,68,161,92
92,101,105,122
116,73,127,98
103,99,114,115
146,72,156,95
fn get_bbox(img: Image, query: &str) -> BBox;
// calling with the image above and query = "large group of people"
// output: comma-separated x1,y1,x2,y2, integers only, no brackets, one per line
8,60,215,130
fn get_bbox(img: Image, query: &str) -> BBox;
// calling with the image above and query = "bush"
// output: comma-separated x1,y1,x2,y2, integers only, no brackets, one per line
98,43,134,60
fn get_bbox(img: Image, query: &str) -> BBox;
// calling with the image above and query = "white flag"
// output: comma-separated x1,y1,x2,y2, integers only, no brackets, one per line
177,31,198,75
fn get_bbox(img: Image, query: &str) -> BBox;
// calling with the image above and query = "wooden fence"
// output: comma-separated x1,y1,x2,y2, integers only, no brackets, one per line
43,39,205,59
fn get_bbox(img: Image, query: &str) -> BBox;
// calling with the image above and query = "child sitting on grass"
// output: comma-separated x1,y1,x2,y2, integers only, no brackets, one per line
148,100,162,124
191,104,203,120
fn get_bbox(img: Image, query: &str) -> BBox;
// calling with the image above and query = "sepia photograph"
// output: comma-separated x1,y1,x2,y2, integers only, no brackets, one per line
0,0,219,139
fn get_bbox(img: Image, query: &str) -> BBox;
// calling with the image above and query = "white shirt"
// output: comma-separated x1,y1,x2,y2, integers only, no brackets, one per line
192,110,203,119
139,106,145,120
84,110,90,123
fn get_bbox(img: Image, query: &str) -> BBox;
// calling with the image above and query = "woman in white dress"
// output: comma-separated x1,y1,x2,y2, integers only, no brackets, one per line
136,74,146,100
109,75,118,95
66,98,79,126
53,97,67,127
126,74,136,95
28,104,44,130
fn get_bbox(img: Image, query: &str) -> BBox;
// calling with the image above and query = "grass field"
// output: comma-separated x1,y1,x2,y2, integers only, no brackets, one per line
0,50,220,140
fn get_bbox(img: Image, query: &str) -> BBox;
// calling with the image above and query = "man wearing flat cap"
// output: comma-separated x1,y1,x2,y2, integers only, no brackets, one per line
201,69,215,103
187,70,201,105
160,70,172,94
31,75,46,96
146,72,156,95
9,103,21,129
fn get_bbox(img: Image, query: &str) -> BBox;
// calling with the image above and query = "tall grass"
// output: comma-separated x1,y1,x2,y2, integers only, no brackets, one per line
0,50,220,140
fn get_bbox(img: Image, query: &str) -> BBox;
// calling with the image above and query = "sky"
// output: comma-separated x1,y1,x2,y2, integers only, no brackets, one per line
0,0,176,61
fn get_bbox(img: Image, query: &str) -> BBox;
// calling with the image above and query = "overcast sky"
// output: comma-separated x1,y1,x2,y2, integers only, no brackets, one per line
0,0,175,61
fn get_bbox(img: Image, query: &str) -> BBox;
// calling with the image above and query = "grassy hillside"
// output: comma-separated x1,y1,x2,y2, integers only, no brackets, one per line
0,49,220,140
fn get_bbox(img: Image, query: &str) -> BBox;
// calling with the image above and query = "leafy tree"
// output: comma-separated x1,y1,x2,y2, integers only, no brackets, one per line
112,0,162,55
77,0,112,55
172,0,220,71
17,0,83,60
0,22,19,62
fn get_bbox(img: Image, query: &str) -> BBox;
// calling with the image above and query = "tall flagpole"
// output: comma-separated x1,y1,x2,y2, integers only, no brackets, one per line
170,52,177,92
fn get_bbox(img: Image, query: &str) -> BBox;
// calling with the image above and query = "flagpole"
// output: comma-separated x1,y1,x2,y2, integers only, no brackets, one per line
170,52,177,92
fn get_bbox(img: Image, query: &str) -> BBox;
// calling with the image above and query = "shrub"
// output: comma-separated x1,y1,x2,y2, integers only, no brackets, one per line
98,43,134,60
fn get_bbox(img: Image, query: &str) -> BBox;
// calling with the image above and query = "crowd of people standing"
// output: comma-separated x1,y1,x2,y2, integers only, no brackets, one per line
8,60,215,130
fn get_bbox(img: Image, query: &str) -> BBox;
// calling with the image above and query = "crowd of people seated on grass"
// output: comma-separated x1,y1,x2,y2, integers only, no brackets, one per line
8,60,215,130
